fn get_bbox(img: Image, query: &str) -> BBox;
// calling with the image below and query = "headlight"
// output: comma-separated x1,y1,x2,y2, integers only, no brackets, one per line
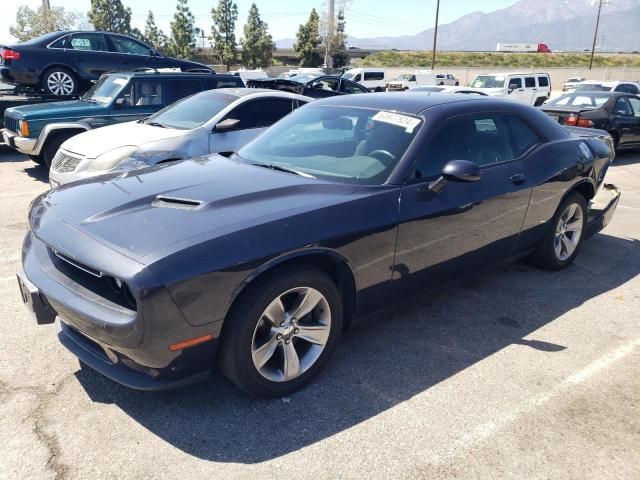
87,146,138,172
19,120,29,137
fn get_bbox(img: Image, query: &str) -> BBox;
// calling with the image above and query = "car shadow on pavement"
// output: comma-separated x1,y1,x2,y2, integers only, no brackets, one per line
74,232,640,464
613,150,640,167
0,147,49,183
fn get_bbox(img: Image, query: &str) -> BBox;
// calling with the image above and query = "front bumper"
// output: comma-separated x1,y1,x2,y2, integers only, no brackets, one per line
586,183,620,239
2,128,37,154
20,227,221,391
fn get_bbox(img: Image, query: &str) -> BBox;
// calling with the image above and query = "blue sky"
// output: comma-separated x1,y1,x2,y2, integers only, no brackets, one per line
1,0,519,44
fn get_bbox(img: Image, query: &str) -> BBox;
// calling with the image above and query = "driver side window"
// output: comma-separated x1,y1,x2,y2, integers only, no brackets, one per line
414,114,519,179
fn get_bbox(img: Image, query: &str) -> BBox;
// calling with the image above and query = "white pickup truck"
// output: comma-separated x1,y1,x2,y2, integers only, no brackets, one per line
387,71,459,91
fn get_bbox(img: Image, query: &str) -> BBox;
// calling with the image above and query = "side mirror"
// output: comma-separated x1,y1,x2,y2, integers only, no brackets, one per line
214,118,240,132
114,97,125,108
442,160,481,182
508,83,520,93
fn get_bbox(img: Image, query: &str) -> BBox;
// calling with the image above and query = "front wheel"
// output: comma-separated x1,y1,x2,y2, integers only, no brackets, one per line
530,192,588,270
28,154,44,165
219,266,343,397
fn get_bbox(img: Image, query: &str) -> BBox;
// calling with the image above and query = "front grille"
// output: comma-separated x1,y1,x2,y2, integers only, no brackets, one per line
4,115,18,133
52,151,82,173
47,248,137,311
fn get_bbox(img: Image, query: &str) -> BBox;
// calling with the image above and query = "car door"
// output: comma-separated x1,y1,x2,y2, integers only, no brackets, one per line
611,96,640,146
619,96,640,145
109,78,165,124
106,34,154,71
506,76,524,102
393,113,535,293
522,76,538,104
66,33,114,81
210,98,304,154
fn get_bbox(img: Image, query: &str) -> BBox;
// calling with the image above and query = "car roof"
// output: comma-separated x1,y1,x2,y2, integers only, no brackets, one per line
310,92,481,114
104,70,232,79
478,72,549,76
209,88,311,101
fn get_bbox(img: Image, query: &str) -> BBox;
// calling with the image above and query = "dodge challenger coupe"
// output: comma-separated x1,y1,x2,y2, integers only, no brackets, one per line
17,94,619,397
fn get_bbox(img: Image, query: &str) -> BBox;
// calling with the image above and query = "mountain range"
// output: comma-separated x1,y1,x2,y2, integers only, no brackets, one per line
276,0,640,52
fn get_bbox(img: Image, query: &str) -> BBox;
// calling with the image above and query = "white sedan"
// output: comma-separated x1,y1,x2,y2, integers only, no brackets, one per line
49,88,311,186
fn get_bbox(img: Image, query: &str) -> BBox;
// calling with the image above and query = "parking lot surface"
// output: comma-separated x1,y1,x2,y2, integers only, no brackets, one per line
1,147,639,479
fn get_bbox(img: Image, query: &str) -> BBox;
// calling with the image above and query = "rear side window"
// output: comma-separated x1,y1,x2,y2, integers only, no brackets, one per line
615,84,640,94
614,97,633,116
69,33,108,52
364,72,384,81
224,98,296,130
504,116,540,157
166,78,203,104
538,76,549,87
628,97,640,117
525,77,536,88
49,35,67,49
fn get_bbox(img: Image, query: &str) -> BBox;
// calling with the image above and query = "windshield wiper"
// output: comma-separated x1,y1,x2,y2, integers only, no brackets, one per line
145,121,167,128
251,162,315,179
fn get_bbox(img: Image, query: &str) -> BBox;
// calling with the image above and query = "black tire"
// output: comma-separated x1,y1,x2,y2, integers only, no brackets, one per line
219,265,343,398
455,81,459,86
529,192,588,270
28,154,44,165
534,96,548,107
41,67,78,96
42,132,76,169
374,87,383,92
608,131,620,151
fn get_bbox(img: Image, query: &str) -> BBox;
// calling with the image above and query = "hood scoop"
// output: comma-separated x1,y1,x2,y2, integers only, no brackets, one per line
152,196,204,210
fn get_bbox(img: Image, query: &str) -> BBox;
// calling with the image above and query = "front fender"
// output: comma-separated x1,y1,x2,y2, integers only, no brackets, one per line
33,122,92,155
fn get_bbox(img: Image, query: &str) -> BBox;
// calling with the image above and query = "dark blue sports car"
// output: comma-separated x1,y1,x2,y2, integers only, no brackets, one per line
18,93,619,397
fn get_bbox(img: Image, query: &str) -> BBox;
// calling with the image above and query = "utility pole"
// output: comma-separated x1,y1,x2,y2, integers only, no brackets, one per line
589,0,603,70
42,0,50,10
324,0,335,69
430,0,440,70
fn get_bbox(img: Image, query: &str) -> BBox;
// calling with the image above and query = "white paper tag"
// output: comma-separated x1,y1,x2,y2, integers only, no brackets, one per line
372,111,421,133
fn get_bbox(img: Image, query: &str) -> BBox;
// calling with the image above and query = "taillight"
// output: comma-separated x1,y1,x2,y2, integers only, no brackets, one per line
565,115,578,126
1,49,20,61
577,118,594,128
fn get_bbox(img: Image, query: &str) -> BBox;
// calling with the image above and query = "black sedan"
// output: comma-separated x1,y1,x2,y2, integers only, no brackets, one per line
246,74,369,98
18,94,619,397
0,31,211,96
541,92,640,150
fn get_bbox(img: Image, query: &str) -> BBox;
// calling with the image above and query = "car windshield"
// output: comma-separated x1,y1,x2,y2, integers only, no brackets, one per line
237,105,422,185
470,75,506,88
395,74,414,81
82,75,129,104
546,93,610,108
573,83,610,92
145,92,237,129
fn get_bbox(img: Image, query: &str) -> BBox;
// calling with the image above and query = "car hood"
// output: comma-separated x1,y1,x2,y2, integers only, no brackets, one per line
34,155,360,263
6,100,105,120
62,121,186,158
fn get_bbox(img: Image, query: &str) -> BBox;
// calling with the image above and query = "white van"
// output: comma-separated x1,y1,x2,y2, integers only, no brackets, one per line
469,72,552,106
341,68,386,92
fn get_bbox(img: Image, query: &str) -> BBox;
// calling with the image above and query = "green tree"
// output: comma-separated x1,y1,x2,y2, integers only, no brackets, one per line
10,5,78,42
143,11,168,53
240,3,275,68
211,0,239,69
168,0,196,59
330,9,349,69
294,9,322,67
88,0,134,34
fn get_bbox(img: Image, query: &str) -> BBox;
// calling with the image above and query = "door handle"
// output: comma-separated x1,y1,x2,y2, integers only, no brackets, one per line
510,173,526,185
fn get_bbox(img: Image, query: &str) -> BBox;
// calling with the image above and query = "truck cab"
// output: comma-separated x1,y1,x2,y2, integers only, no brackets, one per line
469,72,551,106
1,70,243,167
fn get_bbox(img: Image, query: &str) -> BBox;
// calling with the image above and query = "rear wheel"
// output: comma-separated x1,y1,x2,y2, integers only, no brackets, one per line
42,67,78,96
219,266,343,397
529,192,588,270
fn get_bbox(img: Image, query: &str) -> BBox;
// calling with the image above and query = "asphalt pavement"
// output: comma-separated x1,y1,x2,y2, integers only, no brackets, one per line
0,147,638,479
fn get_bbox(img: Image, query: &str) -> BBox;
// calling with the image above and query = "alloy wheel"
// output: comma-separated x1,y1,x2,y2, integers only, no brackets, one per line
251,286,331,383
47,71,75,96
554,202,583,261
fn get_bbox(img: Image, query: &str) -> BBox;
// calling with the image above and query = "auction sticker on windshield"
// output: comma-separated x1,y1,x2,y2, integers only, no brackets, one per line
372,111,421,133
